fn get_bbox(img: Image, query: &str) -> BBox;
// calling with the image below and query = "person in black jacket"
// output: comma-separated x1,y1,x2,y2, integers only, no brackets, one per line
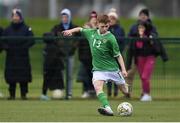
2,8,34,100
107,8,125,97
40,32,65,100
126,21,168,101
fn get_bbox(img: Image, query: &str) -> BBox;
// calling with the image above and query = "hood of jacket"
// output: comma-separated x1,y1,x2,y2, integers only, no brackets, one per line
60,8,71,30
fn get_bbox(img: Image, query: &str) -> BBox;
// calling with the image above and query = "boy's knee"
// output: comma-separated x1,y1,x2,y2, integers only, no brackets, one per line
93,83,103,95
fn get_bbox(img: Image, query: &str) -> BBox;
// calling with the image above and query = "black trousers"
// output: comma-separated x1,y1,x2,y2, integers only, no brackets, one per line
107,82,118,96
9,82,28,97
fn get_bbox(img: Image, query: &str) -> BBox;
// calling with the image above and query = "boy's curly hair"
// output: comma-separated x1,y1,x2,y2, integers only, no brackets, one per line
97,14,110,24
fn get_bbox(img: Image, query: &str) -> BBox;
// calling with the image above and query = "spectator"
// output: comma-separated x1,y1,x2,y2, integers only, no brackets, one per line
40,32,65,100
126,8,158,96
50,8,78,99
2,8,34,100
126,21,168,101
107,8,125,97
77,11,97,98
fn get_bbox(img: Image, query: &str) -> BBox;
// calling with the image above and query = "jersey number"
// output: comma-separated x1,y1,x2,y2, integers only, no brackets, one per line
93,39,102,48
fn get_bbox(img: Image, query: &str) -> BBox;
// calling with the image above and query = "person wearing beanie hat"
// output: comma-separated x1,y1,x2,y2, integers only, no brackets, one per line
107,8,125,97
12,8,23,23
126,8,159,100
108,8,118,19
2,8,34,100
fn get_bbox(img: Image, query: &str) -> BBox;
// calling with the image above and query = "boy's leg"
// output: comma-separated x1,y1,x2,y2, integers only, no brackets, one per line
93,80,113,116
118,83,130,98
93,80,109,107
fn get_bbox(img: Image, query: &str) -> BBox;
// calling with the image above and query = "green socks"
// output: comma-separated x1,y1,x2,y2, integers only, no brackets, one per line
97,92,110,108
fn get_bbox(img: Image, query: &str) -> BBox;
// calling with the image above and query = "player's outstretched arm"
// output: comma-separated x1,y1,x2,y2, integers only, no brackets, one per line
62,27,82,36
117,54,127,77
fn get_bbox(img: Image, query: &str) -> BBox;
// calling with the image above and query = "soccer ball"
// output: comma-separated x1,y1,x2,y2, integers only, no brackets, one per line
117,102,133,116
52,89,64,99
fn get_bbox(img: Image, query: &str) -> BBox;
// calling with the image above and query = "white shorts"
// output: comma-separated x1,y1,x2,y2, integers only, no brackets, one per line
92,71,126,85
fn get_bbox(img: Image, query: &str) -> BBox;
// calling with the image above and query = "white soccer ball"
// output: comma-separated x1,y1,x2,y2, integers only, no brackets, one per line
117,102,133,116
52,89,64,99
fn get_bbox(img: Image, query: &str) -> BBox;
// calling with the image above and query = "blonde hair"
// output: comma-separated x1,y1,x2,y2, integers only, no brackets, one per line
108,8,118,19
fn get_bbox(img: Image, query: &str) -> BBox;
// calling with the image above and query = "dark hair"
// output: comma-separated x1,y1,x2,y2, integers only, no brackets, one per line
138,21,152,35
97,14,110,24
89,11,97,19
139,8,149,17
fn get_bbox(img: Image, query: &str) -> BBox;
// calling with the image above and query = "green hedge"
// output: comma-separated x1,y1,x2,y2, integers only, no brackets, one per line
1,18,180,37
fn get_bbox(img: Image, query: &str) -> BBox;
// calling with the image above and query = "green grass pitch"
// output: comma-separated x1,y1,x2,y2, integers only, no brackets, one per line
0,99,180,122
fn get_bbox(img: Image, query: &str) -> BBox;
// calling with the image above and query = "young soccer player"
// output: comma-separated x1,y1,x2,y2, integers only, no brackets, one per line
62,14,129,116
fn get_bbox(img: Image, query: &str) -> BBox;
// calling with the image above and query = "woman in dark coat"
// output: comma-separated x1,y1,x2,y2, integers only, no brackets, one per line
2,8,34,100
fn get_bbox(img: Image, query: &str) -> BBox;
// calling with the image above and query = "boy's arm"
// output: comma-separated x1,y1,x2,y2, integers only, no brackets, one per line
116,54,127,77
62,27,82,36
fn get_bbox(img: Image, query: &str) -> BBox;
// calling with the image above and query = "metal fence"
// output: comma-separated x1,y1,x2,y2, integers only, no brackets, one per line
0,37,180,100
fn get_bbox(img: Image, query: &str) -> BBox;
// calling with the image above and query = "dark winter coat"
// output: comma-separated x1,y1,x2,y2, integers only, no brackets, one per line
2,22,34,83
42,32,64,90
78,34,92,63
51,22,79,56
109,24,125,52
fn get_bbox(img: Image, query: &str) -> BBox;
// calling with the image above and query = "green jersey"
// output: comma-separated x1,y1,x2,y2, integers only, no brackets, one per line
80,28,121,71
